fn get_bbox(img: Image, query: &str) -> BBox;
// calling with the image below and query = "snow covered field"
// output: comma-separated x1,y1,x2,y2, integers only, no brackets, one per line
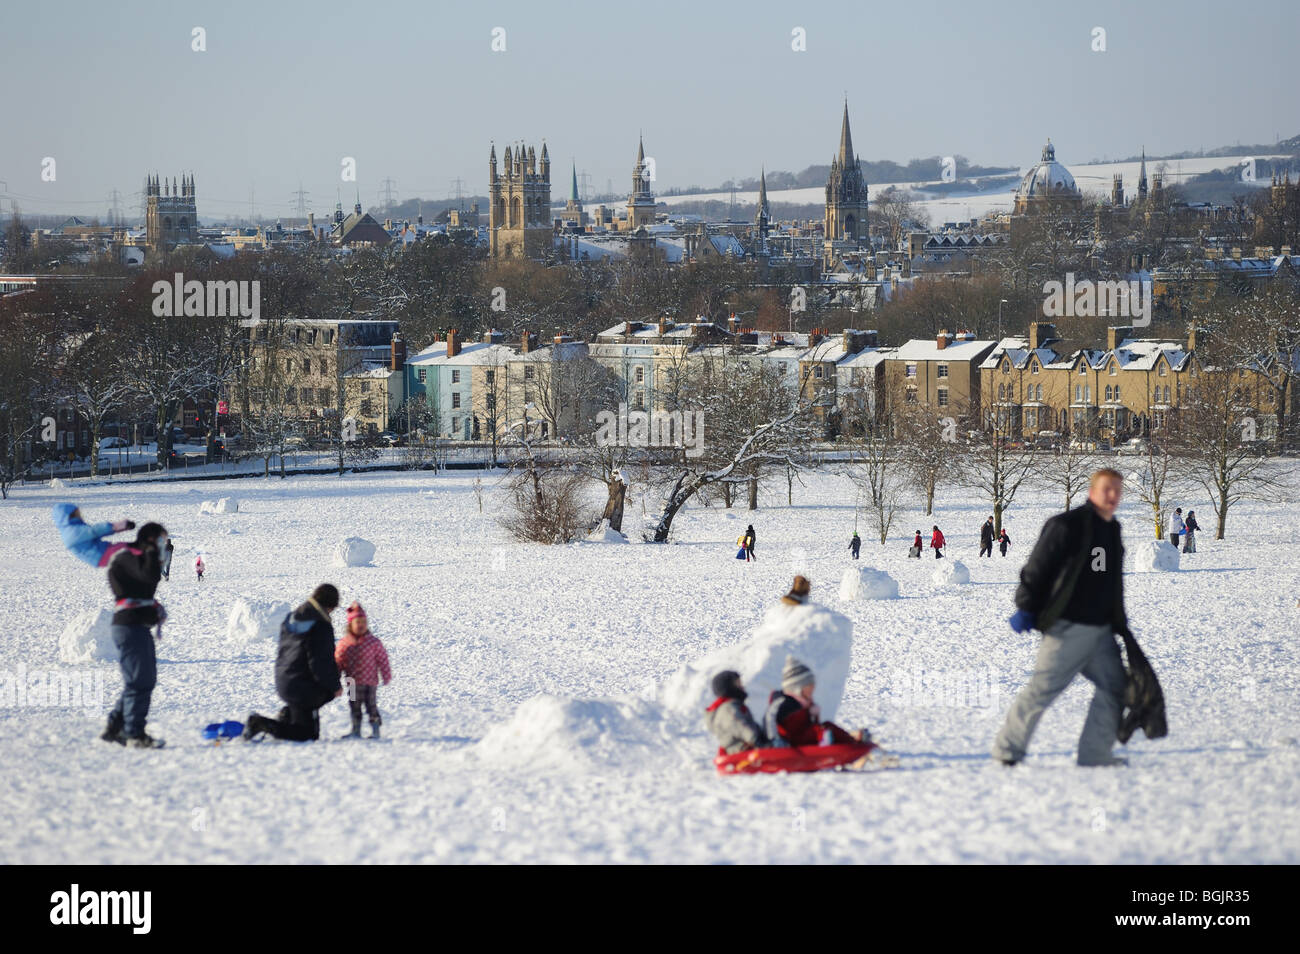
1,468,1297,864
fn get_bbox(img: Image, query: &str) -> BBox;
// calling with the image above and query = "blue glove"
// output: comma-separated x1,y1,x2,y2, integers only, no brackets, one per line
1009,610,1036,634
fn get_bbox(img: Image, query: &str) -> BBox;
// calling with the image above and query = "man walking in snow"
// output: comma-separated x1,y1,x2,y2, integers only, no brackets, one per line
244,584,342,742
102,522,170,748
979,516,995,558
991,468,1131,767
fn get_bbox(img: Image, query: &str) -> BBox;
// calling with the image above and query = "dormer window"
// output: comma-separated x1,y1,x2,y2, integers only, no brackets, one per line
1158,363,1167,377
1078,363,1086,375
1001,359,1010,374
1108,363,1117,376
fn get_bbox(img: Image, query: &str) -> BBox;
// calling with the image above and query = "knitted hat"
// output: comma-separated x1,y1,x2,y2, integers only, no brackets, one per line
781,575,811,606
346,601,366,623
781,655,815,694
710,670,745,701
135,522,167,546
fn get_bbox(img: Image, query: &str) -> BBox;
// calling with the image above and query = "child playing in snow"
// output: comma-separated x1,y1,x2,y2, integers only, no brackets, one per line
334,601,392,739
909,530,923,558
705,670,769,754
52,503,135,568
195,555,206,582
998,528,1011,557
764,655,866,748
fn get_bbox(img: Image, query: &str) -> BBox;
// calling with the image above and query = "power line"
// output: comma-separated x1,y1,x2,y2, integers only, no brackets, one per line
378,177,399,213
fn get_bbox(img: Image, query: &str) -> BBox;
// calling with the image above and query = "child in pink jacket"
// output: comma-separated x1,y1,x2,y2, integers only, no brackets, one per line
334,601,392,739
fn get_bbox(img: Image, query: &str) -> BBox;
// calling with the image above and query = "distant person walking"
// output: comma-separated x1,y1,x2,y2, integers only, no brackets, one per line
1169,508,1185,549
195,554,206,582
742,525,756,563
849,531,861,560
998,528,1011,557
930,525,946,559
909,530,923,558
1182,511,1199,554
979,516,995,558
992,469,1132,767
161,538,174,581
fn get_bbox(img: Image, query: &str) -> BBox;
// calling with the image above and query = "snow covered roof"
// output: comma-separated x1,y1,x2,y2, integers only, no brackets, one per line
345,361,396,379
407,341,519,366
894,337,996,361
1111,339,1191,371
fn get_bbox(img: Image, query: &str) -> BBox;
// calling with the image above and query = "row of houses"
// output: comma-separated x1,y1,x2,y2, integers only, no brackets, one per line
237,314,1292,449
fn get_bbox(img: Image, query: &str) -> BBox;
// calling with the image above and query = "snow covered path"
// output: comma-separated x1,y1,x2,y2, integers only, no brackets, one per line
1,470,1296,863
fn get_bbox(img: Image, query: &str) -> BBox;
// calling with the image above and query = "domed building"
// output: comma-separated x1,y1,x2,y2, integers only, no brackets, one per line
1013,139,1082,214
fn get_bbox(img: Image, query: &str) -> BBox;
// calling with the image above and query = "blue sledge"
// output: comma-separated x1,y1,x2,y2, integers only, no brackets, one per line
202,720,245,741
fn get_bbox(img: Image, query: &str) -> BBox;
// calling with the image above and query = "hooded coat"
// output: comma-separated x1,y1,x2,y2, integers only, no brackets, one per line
275,602,341,706
52,503,128,568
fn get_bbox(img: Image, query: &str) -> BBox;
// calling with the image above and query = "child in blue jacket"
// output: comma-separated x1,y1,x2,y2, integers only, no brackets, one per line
52,503,135,568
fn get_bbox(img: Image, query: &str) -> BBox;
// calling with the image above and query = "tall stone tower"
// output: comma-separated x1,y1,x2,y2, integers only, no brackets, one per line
145,173,197,258
626,136,657,230
823,102,869,266
754,166,771,252
489,141,553,259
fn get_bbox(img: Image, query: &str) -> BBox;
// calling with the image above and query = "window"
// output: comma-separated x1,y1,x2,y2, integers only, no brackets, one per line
814,366,824,379
324,330,335,345
1105,385,1113,401
451,370,461,384
451,417,458,434
1001,359,1010,374
486,394,495,410
360,380,370,393
285,387,297,404
1158,364,1167,377
937,388,949,407
906,363,917,378
1025,408,1038,428
998,383,1006,400
524,366,535,380
633,390,645,409
285,359,293,373
417,368,427,383
1163,385,1170,402
289,330,300,344
1075,384,1082,403
1031,362,1039,374
306,331,316,345
360,399,373,416
1114,385,1121,401
635,366,644,383
905,388,918,404
778,362,788,374
1108,363,1117,376
1154,385,1161,402
303,359,311,375
485,370,494,384
1085,385,1091,402
937,363,949,379
451,392,461,409
320,389,331,406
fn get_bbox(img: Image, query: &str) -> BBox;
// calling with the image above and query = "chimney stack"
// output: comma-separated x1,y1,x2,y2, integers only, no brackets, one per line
554,333,574,345
936,329,951,351
808,328,825,347
1106,325,1130,352
390,332,406,372
1028,321,1055,352
521,331,537,354
446,328,460,358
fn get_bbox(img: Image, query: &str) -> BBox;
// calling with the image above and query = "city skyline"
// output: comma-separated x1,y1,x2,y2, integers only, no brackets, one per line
3,0,1296,223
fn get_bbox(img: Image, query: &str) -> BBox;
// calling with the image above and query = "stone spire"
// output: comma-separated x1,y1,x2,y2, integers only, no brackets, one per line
838,99,854,166
1138,147,1148,200
571,162,579,203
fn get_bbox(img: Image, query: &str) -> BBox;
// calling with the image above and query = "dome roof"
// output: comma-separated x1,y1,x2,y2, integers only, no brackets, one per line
1016,140,1079,201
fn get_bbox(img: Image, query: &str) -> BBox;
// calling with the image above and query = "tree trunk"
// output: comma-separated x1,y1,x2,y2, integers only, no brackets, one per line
89,418,101,476
651,473,701,543
787,466,793,505
1217,487,1228,540
602,476,627,533
747,476,758,510
721,482,732,508
925,477,935,516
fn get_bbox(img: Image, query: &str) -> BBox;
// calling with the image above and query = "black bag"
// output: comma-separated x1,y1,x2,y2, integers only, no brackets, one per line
1117,629,1168,743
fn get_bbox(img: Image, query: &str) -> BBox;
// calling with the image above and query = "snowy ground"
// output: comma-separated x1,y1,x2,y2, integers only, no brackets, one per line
1,468,1297,864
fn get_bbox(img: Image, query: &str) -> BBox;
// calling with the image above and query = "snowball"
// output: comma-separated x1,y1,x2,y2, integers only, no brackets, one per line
840,566,899,601
659,598,853,723
1135,539,1180,572
586,520,628,543
225,597,292,646
334,537,376,567
48,478,67,489
932,559,971,585
475,695,675,771
58,608,118,663
200,497,239,515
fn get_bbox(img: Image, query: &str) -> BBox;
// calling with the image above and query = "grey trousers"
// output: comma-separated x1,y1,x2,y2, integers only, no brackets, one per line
992,618,1127,765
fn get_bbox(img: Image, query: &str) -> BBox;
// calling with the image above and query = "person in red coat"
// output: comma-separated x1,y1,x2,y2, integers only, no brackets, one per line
334,602,392,739
930,525,946,559
764,655,864,747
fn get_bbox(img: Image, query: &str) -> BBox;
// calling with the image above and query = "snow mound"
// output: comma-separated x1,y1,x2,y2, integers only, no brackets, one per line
58,608,118,663
586,521,628,543
334,537,376,567
658,599,853,723
225,597,292,646
840,566,899,601
49,478,67,489
932,559,971,585
1136,539,1181,572
475,694,677,771
200,497,239,515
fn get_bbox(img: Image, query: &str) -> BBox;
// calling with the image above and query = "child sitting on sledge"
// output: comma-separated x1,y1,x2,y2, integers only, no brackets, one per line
705,670,769,754
334,601,392,739
765,654,866,748
52,503,135,568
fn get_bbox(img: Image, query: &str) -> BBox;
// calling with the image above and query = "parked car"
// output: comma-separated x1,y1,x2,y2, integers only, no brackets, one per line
375,431,404,447
1116,437,1149,456
283,435,309,450
98,436,128,449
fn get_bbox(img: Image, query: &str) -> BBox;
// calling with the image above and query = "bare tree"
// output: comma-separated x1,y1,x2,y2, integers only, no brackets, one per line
1035,442,1098,512
960,405,1037,536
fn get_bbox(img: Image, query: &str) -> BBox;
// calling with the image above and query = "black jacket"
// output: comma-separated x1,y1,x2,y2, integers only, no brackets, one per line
980,521,995,546
107,545,162,626
1015,501,1129,635
1118,629,1168,742
275,602,341,706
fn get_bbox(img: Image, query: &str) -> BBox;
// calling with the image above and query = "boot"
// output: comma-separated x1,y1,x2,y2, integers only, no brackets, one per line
101,711,125,745
341,715,362,740
242,713,267,741
368,722,381,740
126,732,165,749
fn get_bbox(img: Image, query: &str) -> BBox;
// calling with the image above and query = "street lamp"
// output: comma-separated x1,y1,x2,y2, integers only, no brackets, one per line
997,299,1009,341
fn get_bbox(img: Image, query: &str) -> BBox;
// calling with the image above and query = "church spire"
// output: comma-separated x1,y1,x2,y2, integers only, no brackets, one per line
838,99,854,166
1138,147,1148,200
571,162,579,203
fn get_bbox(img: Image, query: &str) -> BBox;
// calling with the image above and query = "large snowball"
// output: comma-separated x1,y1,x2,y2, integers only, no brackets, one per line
225,597,292,646
932,559,971,585
840,566,899,601
334,537,376,567
58,608,118,663
659,598,853,723
200,497,239,515
1135,539,1180,572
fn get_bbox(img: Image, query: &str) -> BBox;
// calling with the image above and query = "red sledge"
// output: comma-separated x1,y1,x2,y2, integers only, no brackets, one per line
715,742,886,775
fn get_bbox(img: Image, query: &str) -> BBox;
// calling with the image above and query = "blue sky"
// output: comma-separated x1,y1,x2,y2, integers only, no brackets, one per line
3,0,1295,223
